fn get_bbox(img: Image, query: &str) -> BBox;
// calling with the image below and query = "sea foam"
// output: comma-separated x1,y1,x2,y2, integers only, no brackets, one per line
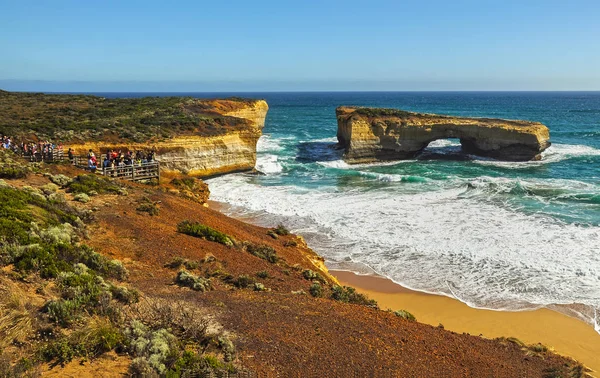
207,172,600,331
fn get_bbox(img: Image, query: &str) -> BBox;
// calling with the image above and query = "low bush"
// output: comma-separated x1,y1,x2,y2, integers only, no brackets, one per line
68,317,125,358
41,183,59,195
266,230,278,239
253,283,266,292
0,165,28,179
393,310,416,321
124,322,178,376
136,196,159,216
331,285,378,308
243,243,278,263
164,257,198,270
175,270,212,292
68,174,121,195
283,240,298,247
73,193,90,203
110,285,140,305
309,282,323,298
0,351,40,377
256,270,269,279
273,224,290,236
232,275,254,289
49,174,72,187
136,202,159,216
177,221,233,247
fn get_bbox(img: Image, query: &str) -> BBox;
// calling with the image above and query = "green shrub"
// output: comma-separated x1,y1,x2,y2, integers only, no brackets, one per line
243,243,278,263
253,282,266,292
217,335,236,362
177,221,233,247
283,240,298,247
302,269,326,283
111,285,140,304
40,337,78,366
331,285,378,308
136,197,159,216
302,269,317,280
164,257,186,269
256,270,269,279
266,230,278,239
232,275,254,289
164,257,199,270
309,282,323,298
69,317,125,358
49,174,73,187
0,165,28,179
124,323,178,376
175,270,212,292
41,183,59,194
394,310,416,321
44,299,80,327
68,174,121,195
73,193,90,203
273,224,290,236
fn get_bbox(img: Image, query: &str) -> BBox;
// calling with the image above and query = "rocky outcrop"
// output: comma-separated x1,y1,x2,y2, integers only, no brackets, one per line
336,107,550,162
67,99,268,177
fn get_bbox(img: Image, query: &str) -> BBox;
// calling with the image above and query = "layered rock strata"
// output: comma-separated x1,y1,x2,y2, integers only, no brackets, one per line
69,99,269,177
336,107,550,162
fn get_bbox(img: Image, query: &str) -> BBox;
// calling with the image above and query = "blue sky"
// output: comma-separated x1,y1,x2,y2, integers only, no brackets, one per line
1,0,599,91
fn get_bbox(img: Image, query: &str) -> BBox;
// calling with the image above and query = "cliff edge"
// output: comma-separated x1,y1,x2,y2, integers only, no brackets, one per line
0,91,268,177
336,107,550,162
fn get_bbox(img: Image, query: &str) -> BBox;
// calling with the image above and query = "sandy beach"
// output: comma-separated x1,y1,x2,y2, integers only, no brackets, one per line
333,270,600,374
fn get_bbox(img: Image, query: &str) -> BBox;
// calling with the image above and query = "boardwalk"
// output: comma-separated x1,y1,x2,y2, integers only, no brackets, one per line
27,150,160,182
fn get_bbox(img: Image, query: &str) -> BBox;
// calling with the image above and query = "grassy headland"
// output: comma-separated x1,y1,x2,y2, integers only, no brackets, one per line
0,90,255,143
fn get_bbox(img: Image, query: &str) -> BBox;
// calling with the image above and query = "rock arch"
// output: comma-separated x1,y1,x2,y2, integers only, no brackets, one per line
336,107,550,163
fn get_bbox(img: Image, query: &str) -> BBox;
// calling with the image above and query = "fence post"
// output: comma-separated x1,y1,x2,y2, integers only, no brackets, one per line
132,165,135,180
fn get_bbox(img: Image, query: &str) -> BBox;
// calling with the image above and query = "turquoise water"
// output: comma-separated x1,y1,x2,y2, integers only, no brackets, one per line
109,92,600,331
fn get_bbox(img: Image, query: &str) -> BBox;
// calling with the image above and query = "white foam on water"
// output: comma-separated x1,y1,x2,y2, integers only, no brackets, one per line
317,160,351,169
256,134,286,152
318,159,416,170
255,154,283,174
427,139,462,148
206,173,600,331
474,143,600,168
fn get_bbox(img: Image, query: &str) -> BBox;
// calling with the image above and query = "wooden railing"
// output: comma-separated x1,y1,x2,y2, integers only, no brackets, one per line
102,162,160,181
24,150,160,182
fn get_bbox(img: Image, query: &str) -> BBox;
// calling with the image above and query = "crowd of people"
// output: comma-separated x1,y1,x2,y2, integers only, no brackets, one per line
1,136,64,160
87,148,157,175
2,136,157,176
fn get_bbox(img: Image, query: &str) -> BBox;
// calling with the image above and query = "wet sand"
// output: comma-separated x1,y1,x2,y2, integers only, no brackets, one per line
333,270,600,374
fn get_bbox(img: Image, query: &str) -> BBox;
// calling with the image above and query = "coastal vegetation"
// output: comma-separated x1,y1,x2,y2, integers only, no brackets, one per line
0,145,588,376
177,220,234,247
0,90,255,143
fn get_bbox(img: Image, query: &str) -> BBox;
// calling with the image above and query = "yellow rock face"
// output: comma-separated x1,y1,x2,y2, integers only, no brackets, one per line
67,100,269,177
336,107,550,163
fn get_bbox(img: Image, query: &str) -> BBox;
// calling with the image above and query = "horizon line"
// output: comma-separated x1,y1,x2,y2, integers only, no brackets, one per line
4,89,600,94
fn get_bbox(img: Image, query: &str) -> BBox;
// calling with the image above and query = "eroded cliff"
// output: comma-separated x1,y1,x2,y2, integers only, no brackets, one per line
0,91,268,177
336,107,551,162
67,99,269,176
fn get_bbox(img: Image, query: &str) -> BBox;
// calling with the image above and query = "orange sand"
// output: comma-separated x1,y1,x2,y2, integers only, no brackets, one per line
333,270,600,374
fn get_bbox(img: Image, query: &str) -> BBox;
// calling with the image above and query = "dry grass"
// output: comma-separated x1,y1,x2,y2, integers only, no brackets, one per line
0,280,35,347
126,297,216,344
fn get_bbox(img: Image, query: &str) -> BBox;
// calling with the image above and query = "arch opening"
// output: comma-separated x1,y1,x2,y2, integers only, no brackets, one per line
417,138,471,161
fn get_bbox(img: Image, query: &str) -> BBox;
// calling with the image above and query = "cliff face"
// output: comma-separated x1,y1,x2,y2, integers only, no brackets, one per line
336,107,551,162
67,99,268,177
156,99,269,176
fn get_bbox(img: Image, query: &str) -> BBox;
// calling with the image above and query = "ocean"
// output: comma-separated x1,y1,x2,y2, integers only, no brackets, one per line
107,92,600,332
